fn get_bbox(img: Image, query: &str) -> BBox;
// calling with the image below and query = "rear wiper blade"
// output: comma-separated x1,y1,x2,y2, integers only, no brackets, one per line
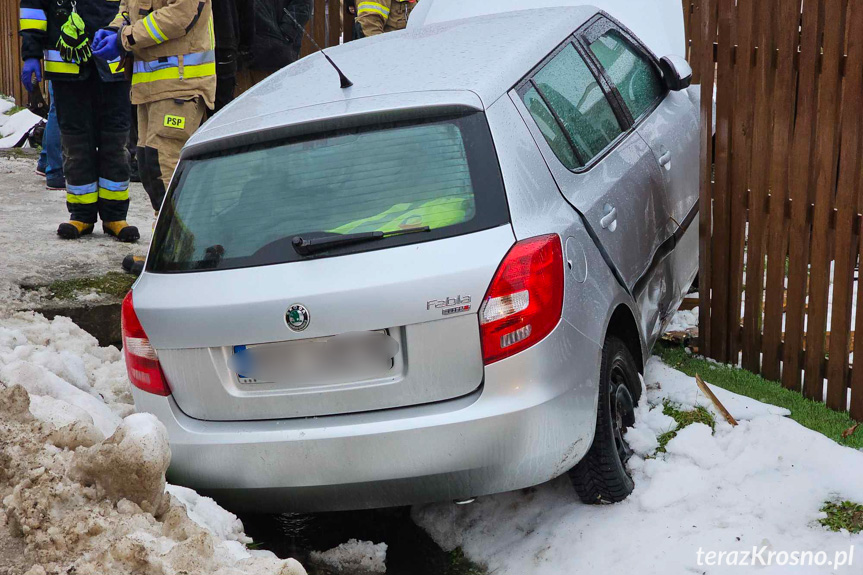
291,226,431,256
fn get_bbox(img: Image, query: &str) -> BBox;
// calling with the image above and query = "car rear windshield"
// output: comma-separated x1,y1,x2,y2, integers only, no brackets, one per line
148,113,509,272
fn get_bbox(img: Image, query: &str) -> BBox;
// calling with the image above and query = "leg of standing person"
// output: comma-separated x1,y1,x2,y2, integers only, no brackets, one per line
53,76,99,239
137,98,206,216
213,48,237,115
95,77,138,242
128,104,140,182
42,82,66,190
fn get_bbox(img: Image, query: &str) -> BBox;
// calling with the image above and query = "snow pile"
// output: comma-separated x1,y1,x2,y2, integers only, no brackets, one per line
0,106,41,149
167,485,253,545
414,358,863,575
665,307,698,334
309,539,388,575
0,311,307,575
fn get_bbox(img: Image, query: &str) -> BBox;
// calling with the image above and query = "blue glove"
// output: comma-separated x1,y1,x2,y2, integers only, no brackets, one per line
21,59,41,92
92,29,114,52
93,30,121,61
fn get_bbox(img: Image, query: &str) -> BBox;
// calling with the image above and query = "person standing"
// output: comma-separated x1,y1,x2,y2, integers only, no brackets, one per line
20,0,139,241
212,0,253,113
354,0,417,38
246,0,312,84
36,82,66,190
92,0,217,219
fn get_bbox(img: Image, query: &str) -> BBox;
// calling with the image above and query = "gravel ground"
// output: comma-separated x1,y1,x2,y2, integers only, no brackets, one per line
0,153,153,305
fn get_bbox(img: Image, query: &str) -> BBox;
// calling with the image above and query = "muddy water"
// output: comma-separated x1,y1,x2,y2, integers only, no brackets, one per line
238,507,459,575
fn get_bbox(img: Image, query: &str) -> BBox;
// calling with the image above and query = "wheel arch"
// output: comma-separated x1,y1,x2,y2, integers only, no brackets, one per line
604,304,645,376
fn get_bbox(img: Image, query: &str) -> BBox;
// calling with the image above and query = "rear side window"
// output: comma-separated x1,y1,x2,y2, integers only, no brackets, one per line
589,29,664,121
521,87,580,170
528,44,623,165
148,113,509,272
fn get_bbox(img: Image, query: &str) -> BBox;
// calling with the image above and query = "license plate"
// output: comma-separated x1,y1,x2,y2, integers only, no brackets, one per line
231,331,396,385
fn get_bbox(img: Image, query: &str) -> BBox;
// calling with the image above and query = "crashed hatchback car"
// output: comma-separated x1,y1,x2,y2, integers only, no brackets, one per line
122,5,700,511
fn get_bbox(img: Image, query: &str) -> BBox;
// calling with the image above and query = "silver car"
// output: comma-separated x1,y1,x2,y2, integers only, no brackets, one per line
121,6,699,512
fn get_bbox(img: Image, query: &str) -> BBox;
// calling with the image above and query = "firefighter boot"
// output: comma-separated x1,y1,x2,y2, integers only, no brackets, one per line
57,221,94,239
122,254,145,276
103,221,140,243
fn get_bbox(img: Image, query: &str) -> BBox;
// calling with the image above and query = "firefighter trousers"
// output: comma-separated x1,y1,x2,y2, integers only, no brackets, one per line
53,74,132,224
137,97,205,212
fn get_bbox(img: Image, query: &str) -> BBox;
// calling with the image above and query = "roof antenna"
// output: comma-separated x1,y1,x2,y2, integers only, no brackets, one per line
284,8,354,89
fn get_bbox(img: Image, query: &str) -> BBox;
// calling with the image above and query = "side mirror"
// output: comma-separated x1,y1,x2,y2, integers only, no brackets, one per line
659,55,692,91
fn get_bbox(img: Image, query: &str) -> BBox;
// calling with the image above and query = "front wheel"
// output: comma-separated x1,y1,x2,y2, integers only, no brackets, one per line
568,336,638,504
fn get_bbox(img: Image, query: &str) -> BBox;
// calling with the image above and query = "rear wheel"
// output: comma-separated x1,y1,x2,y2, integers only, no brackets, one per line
569,336,638,504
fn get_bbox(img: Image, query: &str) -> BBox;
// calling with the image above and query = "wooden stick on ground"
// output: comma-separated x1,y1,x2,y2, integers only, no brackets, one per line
695,373,738,427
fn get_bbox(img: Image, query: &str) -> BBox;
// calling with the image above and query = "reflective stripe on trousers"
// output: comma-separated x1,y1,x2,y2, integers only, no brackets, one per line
99,177,130,201
66,182,97,204
131,50,215,85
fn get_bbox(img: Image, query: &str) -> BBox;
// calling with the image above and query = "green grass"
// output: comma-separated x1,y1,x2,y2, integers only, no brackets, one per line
3,104,25,116
656,400,716,453
446,548,486,575
657,343,863,449
820,501,863,534
36,272,134,301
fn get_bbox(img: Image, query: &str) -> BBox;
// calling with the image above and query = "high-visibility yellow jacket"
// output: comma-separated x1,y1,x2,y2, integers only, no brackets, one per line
110,0,216,108
356,0,416,37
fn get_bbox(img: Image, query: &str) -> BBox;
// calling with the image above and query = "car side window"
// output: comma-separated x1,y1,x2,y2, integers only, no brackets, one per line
528,43,623,166
589,29,664,121
521,87,580,170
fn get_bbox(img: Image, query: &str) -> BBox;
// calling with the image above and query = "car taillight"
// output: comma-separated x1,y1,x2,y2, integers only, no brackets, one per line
121,291,171,396
479,234,564,365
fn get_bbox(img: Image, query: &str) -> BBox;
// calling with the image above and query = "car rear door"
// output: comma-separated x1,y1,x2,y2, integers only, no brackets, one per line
581,15,700,303
511,38,673,342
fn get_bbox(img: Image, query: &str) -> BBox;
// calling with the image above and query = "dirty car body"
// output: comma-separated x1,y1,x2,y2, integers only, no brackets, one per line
125,6,700,512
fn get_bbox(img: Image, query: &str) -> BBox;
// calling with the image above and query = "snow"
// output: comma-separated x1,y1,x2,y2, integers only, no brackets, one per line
665,307,698,333
309,539,388,575
167,484,254,545
413,357,863,575
0,97,15,115
0,108,40,148
0,310,307,575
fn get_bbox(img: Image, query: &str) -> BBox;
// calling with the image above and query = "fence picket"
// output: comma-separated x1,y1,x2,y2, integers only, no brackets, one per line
761,0,797,382
697,0,718,358
726,0,755,364
803,0,846,402
709,0,736,363
782,0,822,393
831,1,863,413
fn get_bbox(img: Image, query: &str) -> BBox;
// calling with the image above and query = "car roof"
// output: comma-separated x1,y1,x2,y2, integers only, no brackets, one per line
189,6,597,151
408,0,685,59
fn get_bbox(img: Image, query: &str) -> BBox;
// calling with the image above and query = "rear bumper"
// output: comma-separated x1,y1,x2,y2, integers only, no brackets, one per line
134,321,601,512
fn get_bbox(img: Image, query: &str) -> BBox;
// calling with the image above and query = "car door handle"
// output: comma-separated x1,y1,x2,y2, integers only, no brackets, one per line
600,206,617,230
659,150,672,168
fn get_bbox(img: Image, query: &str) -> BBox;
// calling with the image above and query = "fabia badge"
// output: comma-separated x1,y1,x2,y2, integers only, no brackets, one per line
286,304,310,332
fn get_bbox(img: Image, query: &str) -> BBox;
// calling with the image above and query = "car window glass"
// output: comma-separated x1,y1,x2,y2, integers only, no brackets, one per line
533,43,622,164
589,29,664,121
521,87,580,170
149,114,510,272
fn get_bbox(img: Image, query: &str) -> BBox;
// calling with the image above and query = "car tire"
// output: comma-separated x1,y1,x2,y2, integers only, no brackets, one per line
568,336,638,504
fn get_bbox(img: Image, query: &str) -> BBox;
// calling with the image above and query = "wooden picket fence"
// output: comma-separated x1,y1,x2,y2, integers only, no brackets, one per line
0,0,355,105
686,0,863,421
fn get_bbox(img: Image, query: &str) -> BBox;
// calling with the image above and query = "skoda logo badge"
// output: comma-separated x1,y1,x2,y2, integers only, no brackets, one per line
286,304,310,332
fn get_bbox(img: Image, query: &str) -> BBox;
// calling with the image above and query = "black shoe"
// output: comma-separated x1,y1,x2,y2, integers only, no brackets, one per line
122,254,146,275
103,221,140,243
57,221,94,239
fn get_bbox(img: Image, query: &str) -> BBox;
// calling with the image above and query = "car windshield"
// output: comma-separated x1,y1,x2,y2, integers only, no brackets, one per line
148,113,508,272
